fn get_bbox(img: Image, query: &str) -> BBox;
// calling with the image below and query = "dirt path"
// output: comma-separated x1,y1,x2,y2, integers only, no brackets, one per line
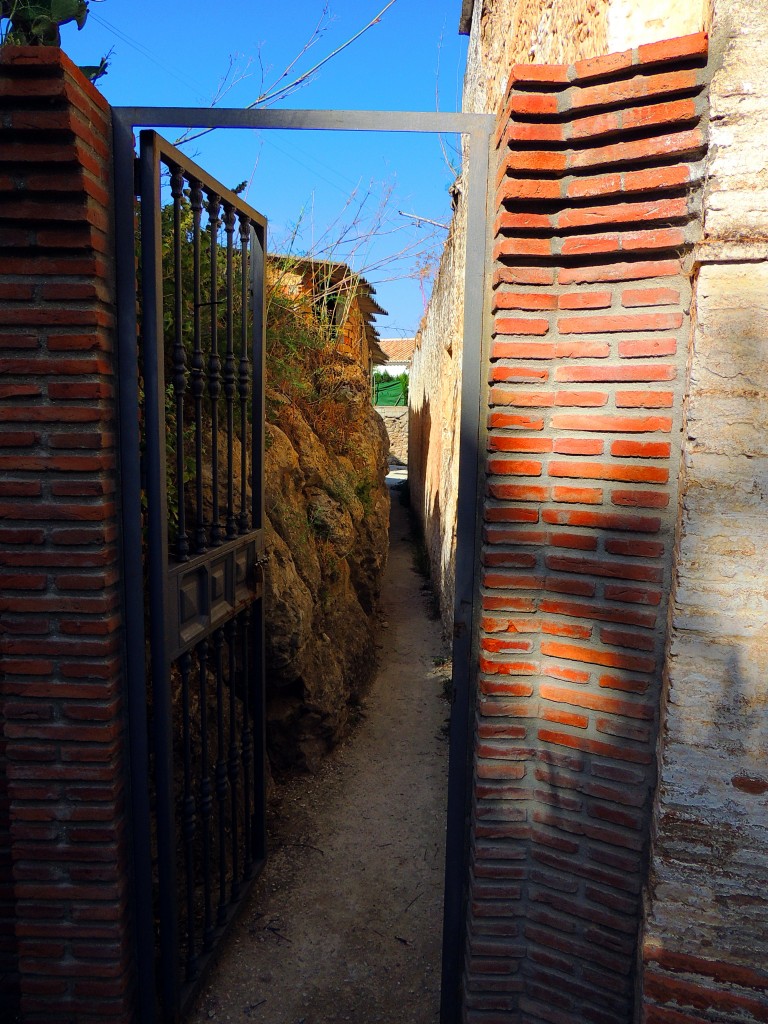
188,485,450,1024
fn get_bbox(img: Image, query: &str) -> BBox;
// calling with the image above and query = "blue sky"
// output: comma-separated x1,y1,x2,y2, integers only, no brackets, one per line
59,1,470,337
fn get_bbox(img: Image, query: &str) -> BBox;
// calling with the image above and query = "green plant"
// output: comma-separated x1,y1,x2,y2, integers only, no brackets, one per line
307,504,331,539
1,0,86,45
354,477,373,516
0,0,110,80
163,383,197,546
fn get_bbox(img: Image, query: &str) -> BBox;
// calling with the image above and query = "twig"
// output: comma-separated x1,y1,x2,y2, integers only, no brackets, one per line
399,211,450,230
283,840,324,855
404,891,423,913
244,999,267,1016
177,0,398,146
258,0,398,107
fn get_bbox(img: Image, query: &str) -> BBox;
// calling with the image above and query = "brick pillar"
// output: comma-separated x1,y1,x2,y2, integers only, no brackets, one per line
464,33,709,1023
0,48,134,1021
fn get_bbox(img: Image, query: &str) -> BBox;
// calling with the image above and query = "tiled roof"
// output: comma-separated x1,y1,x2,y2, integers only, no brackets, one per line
379,338,416,363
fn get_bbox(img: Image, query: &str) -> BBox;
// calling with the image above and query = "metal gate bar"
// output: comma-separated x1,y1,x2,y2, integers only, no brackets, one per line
140,130,267,1019
113,106,494,1024
116,127,268,1021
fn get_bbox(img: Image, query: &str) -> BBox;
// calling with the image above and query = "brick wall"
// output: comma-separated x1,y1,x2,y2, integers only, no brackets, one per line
465,33,708,1022
0,48,133,1020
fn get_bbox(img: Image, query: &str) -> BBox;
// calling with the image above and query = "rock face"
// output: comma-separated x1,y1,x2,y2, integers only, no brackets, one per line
262,357,390,771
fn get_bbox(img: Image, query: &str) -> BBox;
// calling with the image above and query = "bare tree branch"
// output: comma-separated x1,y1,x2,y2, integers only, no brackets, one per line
398,211,450,230
176,0,398,147
257,0,396,106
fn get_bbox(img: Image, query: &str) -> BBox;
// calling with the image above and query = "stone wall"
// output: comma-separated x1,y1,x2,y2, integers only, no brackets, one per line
639,0,768,1019
375,406,409,464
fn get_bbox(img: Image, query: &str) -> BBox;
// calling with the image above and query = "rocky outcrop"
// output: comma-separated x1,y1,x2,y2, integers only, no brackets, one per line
262,356,390,771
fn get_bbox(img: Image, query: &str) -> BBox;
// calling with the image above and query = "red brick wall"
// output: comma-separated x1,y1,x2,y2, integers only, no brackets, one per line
0,48,133,1020
465,33,709,1023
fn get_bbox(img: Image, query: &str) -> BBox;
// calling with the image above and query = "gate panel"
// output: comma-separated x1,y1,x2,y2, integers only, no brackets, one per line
136,130,267,1020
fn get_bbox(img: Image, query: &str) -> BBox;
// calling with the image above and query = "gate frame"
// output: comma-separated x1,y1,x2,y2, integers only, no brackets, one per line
112,106,495,1024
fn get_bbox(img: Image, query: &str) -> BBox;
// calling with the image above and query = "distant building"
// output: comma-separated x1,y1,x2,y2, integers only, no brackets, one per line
269,257,388,375
377,337,416,378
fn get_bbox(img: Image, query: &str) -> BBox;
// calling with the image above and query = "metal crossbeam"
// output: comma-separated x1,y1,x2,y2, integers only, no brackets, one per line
113,106,492,135
112,106,494,1024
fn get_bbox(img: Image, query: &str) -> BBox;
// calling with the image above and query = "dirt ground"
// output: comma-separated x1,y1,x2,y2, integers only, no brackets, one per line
187,484,451,1024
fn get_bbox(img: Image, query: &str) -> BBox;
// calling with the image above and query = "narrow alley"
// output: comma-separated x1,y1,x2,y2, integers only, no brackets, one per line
188,483,450,1024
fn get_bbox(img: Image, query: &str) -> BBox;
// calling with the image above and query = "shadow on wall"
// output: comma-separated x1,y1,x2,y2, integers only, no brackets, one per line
408,396,432,534
0,718,18,1016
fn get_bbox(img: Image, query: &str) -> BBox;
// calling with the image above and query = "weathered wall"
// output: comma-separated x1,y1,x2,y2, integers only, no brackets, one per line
410,0,708,633
376,406,409,464
607,0,710,51
639,0,768,1019
0,48,134,1021
409,226,465,634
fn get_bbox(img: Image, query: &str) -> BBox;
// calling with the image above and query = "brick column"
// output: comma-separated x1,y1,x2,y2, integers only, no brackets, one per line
0,48,134,1021
464,33,709,1023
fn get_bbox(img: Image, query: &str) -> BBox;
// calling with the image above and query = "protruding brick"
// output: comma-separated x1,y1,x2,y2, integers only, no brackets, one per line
636,31,709,67
557,200,688,232
570,69,700,113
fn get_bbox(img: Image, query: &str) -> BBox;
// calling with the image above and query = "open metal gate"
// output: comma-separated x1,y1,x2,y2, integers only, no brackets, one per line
123,130,268,1020
114,105,494,1024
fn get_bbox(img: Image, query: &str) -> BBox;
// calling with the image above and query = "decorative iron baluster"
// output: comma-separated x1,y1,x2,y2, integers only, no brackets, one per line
179,650,197,981
190,178,207,555
213,626,228,925
238,215,251,535
137,135,268,1018
198,638,214,950
170,166,189,561
240,605,253,880
208,192,223,548
223,203,237,541
226,617,240,899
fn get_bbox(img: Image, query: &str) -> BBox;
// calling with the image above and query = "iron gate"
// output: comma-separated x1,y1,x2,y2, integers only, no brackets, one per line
128,130,268,1020
114,105,494,1024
